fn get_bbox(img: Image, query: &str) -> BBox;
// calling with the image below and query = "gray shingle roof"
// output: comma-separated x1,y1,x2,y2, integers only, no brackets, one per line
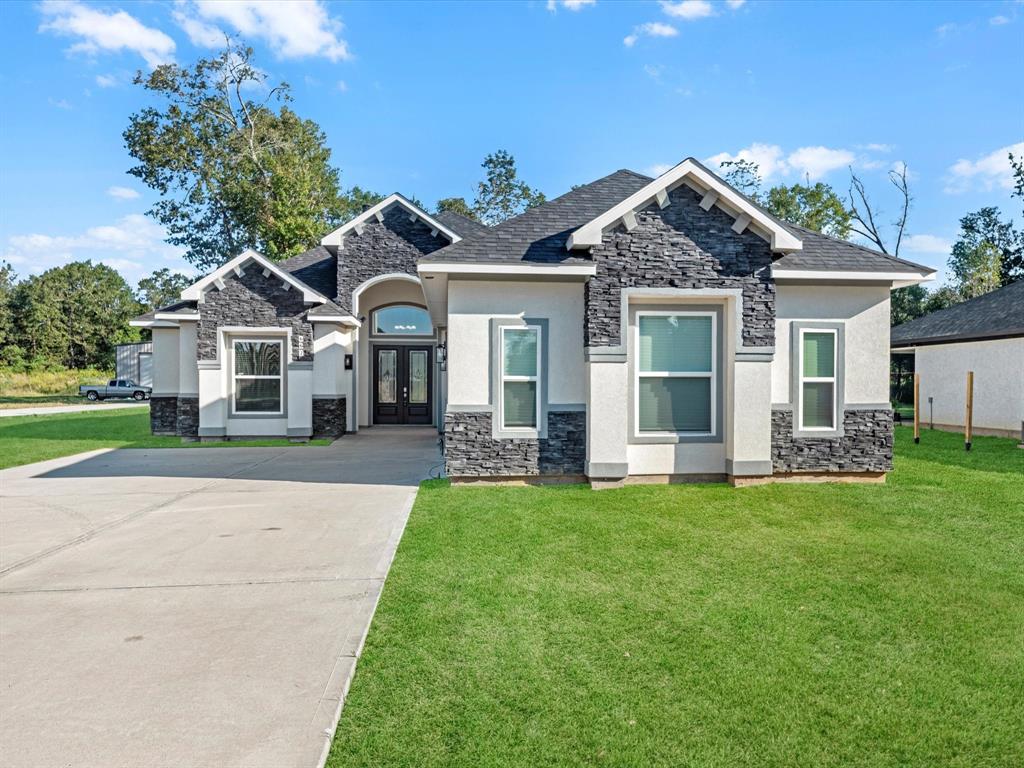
433,209,490,239
279,245,338,299
774,225,933,274
891,279,1024,346
419,169,653,265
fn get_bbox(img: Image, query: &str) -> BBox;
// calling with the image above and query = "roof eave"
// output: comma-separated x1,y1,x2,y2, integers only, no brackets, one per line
772,267,937,288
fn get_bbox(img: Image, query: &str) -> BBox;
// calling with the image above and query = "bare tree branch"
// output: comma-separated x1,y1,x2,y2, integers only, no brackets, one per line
888,162,911,258
848,164,912,257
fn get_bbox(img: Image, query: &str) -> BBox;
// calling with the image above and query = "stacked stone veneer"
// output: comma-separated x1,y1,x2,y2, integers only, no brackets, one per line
197,270,313,362
771,408,893,473
150,395,199,437
585,185,775,348
337,206,450,311
313,396,347,439
445,411,586,478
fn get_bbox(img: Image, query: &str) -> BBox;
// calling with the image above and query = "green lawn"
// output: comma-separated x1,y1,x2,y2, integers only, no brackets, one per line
0,394,86,409
329,428,1024,768
0,408,331,469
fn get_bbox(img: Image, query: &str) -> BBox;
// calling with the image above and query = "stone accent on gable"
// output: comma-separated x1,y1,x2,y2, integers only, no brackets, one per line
336,206,449,312
444,410,586,478
771,408,893,473
197,270,313,362
584,185,775,348
312,396,347,439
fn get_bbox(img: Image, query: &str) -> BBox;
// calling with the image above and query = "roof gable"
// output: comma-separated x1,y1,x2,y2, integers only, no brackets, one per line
567,158,804,253
320,193,461,248
180,249,329,304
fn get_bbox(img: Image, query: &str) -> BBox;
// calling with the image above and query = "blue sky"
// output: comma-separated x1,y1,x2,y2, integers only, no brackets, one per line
1,0,1022,289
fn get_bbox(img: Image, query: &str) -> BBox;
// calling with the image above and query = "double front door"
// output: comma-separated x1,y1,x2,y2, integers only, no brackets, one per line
373,345,432,425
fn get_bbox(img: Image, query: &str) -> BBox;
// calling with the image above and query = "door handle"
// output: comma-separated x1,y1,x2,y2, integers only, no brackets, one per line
403,385,408,405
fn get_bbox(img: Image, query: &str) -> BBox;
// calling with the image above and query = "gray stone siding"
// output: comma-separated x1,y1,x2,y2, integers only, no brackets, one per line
312,396,347,439
177,397,199,437
197,270,313,362
336,206,449,311
150,396,179,435
585,185,775,348
771,408,893,473
444,410,586,478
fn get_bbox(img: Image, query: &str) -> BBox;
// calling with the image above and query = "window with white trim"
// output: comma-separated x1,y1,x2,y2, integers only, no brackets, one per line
233,340,283,414
499,326,540,430
798,329,837,430
635,311,716,435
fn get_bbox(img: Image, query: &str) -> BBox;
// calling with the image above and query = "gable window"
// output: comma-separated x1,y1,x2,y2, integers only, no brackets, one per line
799,329,837,430
500,326,541,430
372,305,433,336
635,311,716,435
233,340,283,414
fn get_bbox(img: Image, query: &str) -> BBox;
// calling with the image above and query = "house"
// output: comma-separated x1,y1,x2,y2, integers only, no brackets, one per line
891,280,1023,438
131,158,935,486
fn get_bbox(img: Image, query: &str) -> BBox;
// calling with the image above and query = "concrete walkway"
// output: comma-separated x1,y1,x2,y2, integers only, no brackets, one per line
0,427,441,768
0,401,150,417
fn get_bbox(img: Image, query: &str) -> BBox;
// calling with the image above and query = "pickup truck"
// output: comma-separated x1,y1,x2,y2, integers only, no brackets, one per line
79,379,152,402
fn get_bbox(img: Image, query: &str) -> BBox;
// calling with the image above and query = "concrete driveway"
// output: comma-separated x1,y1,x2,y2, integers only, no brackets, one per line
0,428,441,768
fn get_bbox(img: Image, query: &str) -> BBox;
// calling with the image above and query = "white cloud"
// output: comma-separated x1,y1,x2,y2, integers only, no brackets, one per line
38,0,176,68
935,22,959,38
990,15,1010,25
861,143,893,153
547,0,596,11
336,80,349,93
643,64,664,81
107,186,140,200
787,146,856,180
646,163,673,177
903,234,952,255
706,143,789,180
706,143,865,182
624,22,678,47
945,142,1024,193
48,97,72,110
660,1,714,20
95,73,117,88
726,0,747,8
3,214,186,281
175,1,352,61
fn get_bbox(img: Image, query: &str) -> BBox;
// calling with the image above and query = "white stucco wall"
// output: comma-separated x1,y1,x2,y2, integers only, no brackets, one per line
774,284,891,405
151,327,180,396
178,321,198,396
446,279,585,407
913,337,1024,433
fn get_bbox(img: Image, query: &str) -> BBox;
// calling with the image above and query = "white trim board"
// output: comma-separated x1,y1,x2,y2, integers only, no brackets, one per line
181,249,328,304
772,267,936,288
567,158,804,253
321,193,461,248
417,263,596,277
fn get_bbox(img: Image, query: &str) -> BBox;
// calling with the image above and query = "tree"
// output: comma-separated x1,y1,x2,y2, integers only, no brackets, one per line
948,207,1023,287
436,197,479,221
472,150,546,225
719,159,763,200
1010,151,1024,214
922,285,961,314
11,262,140,369
890,284,928,326
848,163,910,256
136,268,193,312
765,182,852,239
0,261,15,347
125,41,351,270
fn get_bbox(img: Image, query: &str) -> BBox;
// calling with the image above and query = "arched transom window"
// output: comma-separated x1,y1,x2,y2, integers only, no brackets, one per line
372,305,433,336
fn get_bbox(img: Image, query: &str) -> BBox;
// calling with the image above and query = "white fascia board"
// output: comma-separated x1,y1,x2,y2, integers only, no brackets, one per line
417,262,596,277
130,319,179,328
308,315,361,327
180,249,327,304
153,312,199,322
567,158,804,253
321,193,462,248
772,267,937,288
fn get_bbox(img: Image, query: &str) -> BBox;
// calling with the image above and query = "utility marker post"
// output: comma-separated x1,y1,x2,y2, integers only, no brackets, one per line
965,371,974,451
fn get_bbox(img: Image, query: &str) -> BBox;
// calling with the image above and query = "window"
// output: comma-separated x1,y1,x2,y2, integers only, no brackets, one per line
372,305,433,336
799,329,837,430
500,326,540,430
233,340,283,414
635,312,716,435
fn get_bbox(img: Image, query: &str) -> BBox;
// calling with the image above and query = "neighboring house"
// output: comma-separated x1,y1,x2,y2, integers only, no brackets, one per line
131,158,935,485
891,280,1023,438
